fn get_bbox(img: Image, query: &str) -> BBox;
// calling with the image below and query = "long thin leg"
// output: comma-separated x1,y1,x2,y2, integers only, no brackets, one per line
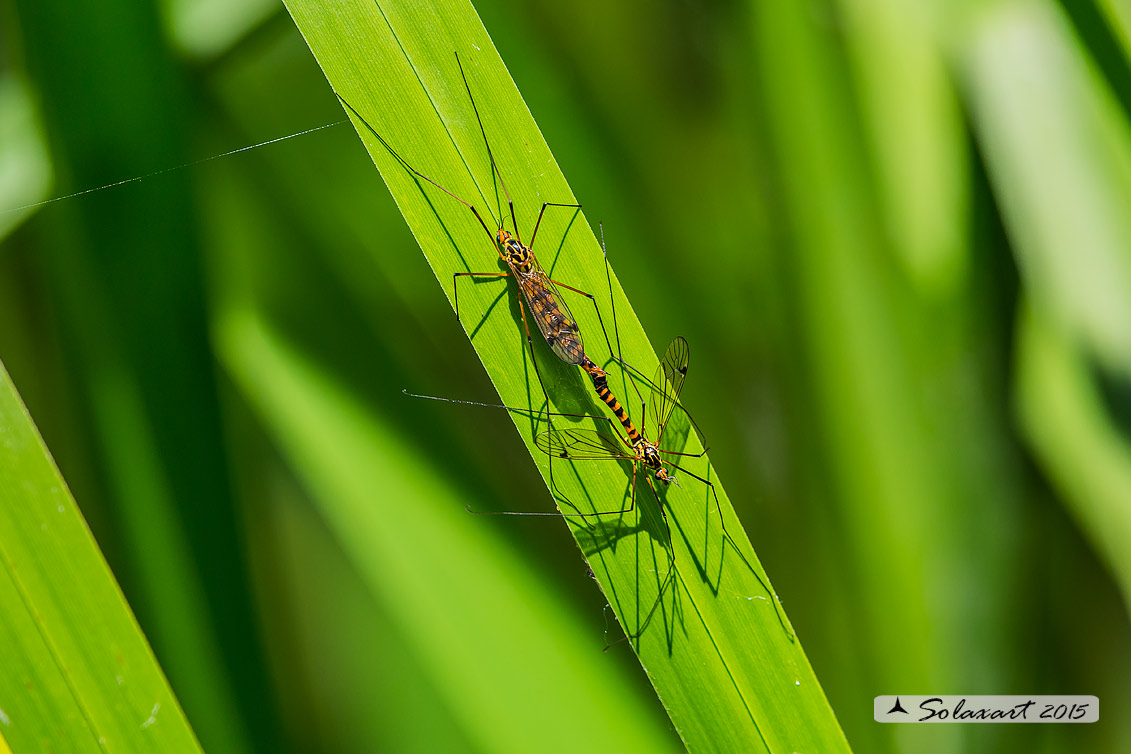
450,271,599,509
404,391,633,518
663,459,796,642
644,474,676,628
442,405,638,520
665,460,725,535
598,468,637,649
453,271,508,324
515,291,552,428
606,474,676,649
658,448,709,459
513,291,569,517
539,423,637,522
597,226,647,413
540,454,639,521
447,279,554,444
478,442,639,520
595,229,708,447
399,391,644,521
529,202,583,251
403,391,618,426
401,396,643,520
601,224,624,370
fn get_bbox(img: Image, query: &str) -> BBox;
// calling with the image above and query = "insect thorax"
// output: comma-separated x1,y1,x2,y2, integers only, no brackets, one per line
635,439,662,469
496,230,532,271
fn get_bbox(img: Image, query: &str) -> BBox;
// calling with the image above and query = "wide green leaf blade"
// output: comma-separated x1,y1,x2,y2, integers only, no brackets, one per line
0,360,201,753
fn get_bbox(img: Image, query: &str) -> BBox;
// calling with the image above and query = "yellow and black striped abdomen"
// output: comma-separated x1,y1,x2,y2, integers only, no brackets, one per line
593,379,640,442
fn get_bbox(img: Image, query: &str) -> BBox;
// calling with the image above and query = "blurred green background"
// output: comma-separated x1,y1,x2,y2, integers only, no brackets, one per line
2,0,1131,751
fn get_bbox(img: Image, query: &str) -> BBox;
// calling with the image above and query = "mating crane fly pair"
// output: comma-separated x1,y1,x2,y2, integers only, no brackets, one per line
338,52,741,641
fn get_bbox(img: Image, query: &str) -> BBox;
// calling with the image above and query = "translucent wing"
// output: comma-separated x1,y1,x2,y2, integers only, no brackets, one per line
517,255,587,367
536,428,632,460
650,336,689,445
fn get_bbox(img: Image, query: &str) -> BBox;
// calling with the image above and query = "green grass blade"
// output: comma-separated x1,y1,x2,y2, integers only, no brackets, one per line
0,360,201,753
962,0,1131,373
832,0,968,294
12,0,276,744
281,0,850,751
0,75,51,242
1015,302,1131,613
961,0,1131,606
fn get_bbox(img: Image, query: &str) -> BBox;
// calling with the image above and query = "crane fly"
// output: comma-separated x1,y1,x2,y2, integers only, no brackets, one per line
405,253,791,647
